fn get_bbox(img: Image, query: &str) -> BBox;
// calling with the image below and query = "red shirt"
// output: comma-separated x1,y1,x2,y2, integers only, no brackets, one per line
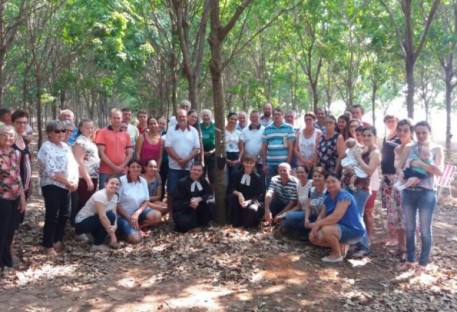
96,126,132,174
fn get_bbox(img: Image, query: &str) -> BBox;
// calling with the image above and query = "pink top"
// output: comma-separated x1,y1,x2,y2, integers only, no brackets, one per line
140,133,161,166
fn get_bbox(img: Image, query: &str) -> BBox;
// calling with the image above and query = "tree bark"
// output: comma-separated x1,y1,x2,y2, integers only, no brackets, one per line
208,0,253,224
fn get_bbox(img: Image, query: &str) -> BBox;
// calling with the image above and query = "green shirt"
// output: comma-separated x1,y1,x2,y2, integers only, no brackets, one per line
200,122,216,152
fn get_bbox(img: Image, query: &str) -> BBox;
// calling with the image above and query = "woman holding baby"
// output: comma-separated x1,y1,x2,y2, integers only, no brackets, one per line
350,125,381,258
396,121,443,274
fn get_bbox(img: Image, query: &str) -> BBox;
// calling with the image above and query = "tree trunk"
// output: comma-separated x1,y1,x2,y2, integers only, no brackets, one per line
36,84,43,148
445,78,453,160
208,5,226,224
405,58,415,119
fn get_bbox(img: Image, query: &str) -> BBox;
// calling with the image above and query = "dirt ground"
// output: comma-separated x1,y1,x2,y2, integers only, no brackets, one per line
1,139,457,311
1,185,456,311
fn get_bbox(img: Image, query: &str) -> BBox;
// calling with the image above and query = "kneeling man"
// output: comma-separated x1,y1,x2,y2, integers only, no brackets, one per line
172,162,215,232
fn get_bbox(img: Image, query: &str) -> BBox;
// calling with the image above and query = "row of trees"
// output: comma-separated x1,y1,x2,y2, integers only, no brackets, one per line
0,0,456,221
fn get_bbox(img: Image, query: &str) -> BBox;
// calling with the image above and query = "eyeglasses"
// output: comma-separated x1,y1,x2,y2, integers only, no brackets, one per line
54,129,67,134
0,133,15,138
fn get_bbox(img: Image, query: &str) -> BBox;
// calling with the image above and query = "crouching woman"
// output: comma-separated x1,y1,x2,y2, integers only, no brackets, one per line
309,172,365,262
117,159,162,244
74,175,120,252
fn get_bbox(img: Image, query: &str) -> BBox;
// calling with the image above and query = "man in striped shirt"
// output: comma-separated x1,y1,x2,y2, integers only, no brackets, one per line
261,108,295,185
264,163,298,223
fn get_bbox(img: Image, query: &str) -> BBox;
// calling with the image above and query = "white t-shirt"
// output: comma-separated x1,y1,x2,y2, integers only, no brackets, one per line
127,124,139,147
118,175,149,217
165,125,200,170
225,129,242,153
75,189,118,223
240,125,265,163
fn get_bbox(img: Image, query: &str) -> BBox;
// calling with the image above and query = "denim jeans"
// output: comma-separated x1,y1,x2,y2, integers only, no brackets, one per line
402,187,436,266
167,169,189,195
351,188,370,250
266,164,279,188
75,210,116,245
282,211,317,240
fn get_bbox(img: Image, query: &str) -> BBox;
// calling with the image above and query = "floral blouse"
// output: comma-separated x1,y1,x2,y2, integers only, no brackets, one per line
74,135,100,178
0,148,23,200
38,141,79,189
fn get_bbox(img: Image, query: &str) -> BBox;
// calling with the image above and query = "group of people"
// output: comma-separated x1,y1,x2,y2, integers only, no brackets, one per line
0,102,443,276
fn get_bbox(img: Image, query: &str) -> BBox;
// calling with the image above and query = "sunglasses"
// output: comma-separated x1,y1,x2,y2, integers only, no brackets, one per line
54,129,67,134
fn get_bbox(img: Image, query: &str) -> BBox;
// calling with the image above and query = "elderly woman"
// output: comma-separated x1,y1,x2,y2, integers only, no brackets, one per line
309,172,365,262
37,120,79,255
0,125,26,271
228,155,265,227
397,121,443,274
117,159,162,244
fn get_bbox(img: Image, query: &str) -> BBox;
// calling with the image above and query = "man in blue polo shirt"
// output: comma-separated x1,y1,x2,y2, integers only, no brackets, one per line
261,108,295,185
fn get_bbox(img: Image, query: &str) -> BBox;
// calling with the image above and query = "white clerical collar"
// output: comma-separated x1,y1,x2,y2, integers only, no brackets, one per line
191,180,203,192
240,174,251,186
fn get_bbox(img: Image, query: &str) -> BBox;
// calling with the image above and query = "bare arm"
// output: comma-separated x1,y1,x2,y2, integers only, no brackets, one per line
119,147,134,169
135,135,144,159
261,142,267,169
287,140,294,164
98,145,118,172
312,131,321,167
73,143,91,183
315,200,349,227
355,149,381,176
334,135,346,172
95,201,116,234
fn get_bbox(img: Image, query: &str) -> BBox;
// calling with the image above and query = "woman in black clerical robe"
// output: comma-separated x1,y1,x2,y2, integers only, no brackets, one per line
228,155,265,227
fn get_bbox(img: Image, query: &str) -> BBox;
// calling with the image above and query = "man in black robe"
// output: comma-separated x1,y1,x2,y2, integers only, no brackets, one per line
172,162,214,233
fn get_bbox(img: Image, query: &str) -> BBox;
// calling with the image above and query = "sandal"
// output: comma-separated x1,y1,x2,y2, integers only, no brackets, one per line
322,255,344,263
397,261,415,271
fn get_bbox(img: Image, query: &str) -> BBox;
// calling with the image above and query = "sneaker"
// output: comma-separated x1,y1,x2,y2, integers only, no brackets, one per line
90,245,110,252
75,234,89,242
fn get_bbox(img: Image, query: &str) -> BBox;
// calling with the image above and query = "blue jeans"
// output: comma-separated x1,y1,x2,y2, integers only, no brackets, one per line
402,187,436,266
282,211,317,240
117,208,155,236
351,188,370,250
266,164,279,188
75,211,116,245
167,169,189,195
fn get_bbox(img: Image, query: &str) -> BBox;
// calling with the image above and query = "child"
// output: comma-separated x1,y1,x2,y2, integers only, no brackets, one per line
341,138,368,191
394,144,435,191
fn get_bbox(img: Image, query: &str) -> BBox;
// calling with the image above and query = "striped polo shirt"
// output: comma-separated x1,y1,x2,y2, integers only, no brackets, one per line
262,122,295,166
267,175,298,204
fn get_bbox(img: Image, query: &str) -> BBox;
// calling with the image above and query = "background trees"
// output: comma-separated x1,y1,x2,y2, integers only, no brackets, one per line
2,0,453,127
